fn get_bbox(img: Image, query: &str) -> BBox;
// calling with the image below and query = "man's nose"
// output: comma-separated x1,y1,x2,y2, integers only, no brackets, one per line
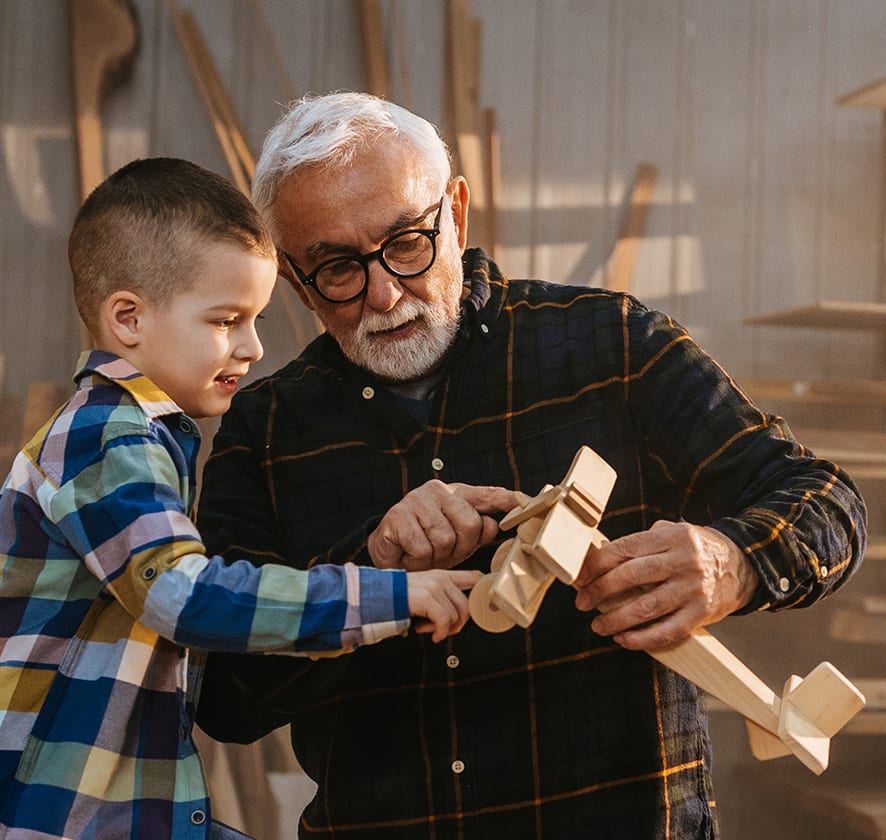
363,261,404,312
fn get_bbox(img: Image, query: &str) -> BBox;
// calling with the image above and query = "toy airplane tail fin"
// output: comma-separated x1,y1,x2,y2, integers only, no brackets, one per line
745,718,791,761
745,662,865,774
775,662,866,775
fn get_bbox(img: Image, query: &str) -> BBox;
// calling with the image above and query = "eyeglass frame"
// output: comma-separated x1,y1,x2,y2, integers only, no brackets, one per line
280,195,447,304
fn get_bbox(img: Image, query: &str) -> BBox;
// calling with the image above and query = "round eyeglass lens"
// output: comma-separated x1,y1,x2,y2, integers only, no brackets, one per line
382,232,435,276
317,260,365,300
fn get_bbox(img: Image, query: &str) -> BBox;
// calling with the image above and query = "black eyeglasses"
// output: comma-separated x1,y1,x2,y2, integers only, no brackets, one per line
281,196,446,304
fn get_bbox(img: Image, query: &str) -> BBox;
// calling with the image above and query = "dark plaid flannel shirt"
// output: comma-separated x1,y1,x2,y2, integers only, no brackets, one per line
196,249,865,839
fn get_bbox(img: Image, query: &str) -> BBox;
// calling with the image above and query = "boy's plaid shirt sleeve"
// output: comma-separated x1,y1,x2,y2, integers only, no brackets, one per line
0,351,409,838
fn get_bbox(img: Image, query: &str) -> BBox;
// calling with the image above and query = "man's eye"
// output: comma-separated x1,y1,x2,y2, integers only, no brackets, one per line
319,260,362,288
325,260,358,278
386,233,423,255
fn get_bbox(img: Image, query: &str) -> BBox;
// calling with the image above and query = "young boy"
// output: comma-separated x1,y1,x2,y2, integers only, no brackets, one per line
0,158,481,839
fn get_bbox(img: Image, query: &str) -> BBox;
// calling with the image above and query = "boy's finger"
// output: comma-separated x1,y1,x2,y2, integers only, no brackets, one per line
448,569,483,590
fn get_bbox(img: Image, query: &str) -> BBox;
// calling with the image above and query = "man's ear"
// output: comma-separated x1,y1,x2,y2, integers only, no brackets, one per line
102,290,147,347
449,176,470,251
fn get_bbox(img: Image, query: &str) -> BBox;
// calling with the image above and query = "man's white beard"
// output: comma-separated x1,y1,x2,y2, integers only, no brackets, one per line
332,296,462,382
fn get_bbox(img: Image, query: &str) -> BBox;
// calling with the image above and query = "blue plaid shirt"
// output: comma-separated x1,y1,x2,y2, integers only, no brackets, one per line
196,250,866,839
0,351,410,839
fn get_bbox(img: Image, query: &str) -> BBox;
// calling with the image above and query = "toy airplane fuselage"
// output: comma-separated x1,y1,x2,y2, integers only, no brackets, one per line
467,446,865,775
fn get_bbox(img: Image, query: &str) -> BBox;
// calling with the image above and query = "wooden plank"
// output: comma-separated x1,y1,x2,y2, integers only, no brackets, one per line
829,600,886,644
740,377,886,406
606,162,658,293
181,12,255,181
68,0,137,200
797,427,886,469
483,107,501,264
854,678,886,709
445,0,489,251
790,427,886,478
838,76,886,109
864,536,886,561
388,0,414,111
166,0,324,351
357,0,389,99
68,0,137,351
744,300,886,330
167,2,252,195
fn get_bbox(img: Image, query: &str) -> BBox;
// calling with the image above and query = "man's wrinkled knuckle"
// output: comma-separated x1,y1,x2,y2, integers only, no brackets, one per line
635,595,660,620
624,562,645,587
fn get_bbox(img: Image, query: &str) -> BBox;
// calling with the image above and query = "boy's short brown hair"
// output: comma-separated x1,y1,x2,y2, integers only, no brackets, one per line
69,157,277,336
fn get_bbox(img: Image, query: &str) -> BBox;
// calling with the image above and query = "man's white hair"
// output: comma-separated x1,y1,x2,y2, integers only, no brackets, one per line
253,91,452,237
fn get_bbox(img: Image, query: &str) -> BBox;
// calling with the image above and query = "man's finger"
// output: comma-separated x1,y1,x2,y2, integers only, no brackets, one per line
451,485,522,515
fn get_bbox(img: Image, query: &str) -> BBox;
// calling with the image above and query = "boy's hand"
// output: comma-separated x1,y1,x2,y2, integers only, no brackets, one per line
407,568,483,643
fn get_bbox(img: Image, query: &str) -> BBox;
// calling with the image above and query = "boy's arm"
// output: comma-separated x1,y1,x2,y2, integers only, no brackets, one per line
48,426,415,654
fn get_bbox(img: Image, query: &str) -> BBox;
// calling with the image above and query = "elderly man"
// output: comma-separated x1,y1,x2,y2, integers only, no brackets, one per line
196,92,865,839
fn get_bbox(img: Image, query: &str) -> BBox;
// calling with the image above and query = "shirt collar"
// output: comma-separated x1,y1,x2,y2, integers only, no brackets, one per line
460,247,504,339
73,349,183,420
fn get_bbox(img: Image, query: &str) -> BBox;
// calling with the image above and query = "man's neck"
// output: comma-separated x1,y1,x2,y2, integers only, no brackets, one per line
385,368,444,402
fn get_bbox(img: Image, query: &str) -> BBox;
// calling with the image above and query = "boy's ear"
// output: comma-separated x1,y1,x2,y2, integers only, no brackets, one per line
103,290,147,347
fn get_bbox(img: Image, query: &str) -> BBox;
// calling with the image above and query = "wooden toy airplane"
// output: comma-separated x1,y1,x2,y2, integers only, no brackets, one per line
468,446,866,774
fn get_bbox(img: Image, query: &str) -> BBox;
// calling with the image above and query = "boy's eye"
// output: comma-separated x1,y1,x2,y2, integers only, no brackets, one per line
216,317,238,329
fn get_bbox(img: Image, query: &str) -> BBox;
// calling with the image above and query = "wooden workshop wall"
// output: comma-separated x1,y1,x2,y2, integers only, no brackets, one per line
3,0,886,418
2,2,886,836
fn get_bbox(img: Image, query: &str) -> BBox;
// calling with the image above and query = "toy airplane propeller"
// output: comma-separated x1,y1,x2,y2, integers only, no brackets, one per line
468,446,865,774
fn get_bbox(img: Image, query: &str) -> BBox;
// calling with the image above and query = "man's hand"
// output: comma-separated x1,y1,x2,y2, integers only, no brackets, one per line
573,520,759,650
407,568,483,643
368,481,522,571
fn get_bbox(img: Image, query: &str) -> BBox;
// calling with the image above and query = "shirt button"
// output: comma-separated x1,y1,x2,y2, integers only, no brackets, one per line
451,759,465,774
431,457,444,472
446,654,460,669
820,565,828,577
362,386,375,400
480,323,489,334
191,810,206,825
178,418,194,433
778,577,790,592
179,725,188,740
142,567,157,580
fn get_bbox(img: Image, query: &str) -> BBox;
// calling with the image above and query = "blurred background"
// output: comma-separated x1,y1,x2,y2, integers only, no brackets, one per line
1,1,884,837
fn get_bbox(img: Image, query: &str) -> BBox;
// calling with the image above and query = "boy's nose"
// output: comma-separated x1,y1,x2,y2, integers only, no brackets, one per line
237,325,264,362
